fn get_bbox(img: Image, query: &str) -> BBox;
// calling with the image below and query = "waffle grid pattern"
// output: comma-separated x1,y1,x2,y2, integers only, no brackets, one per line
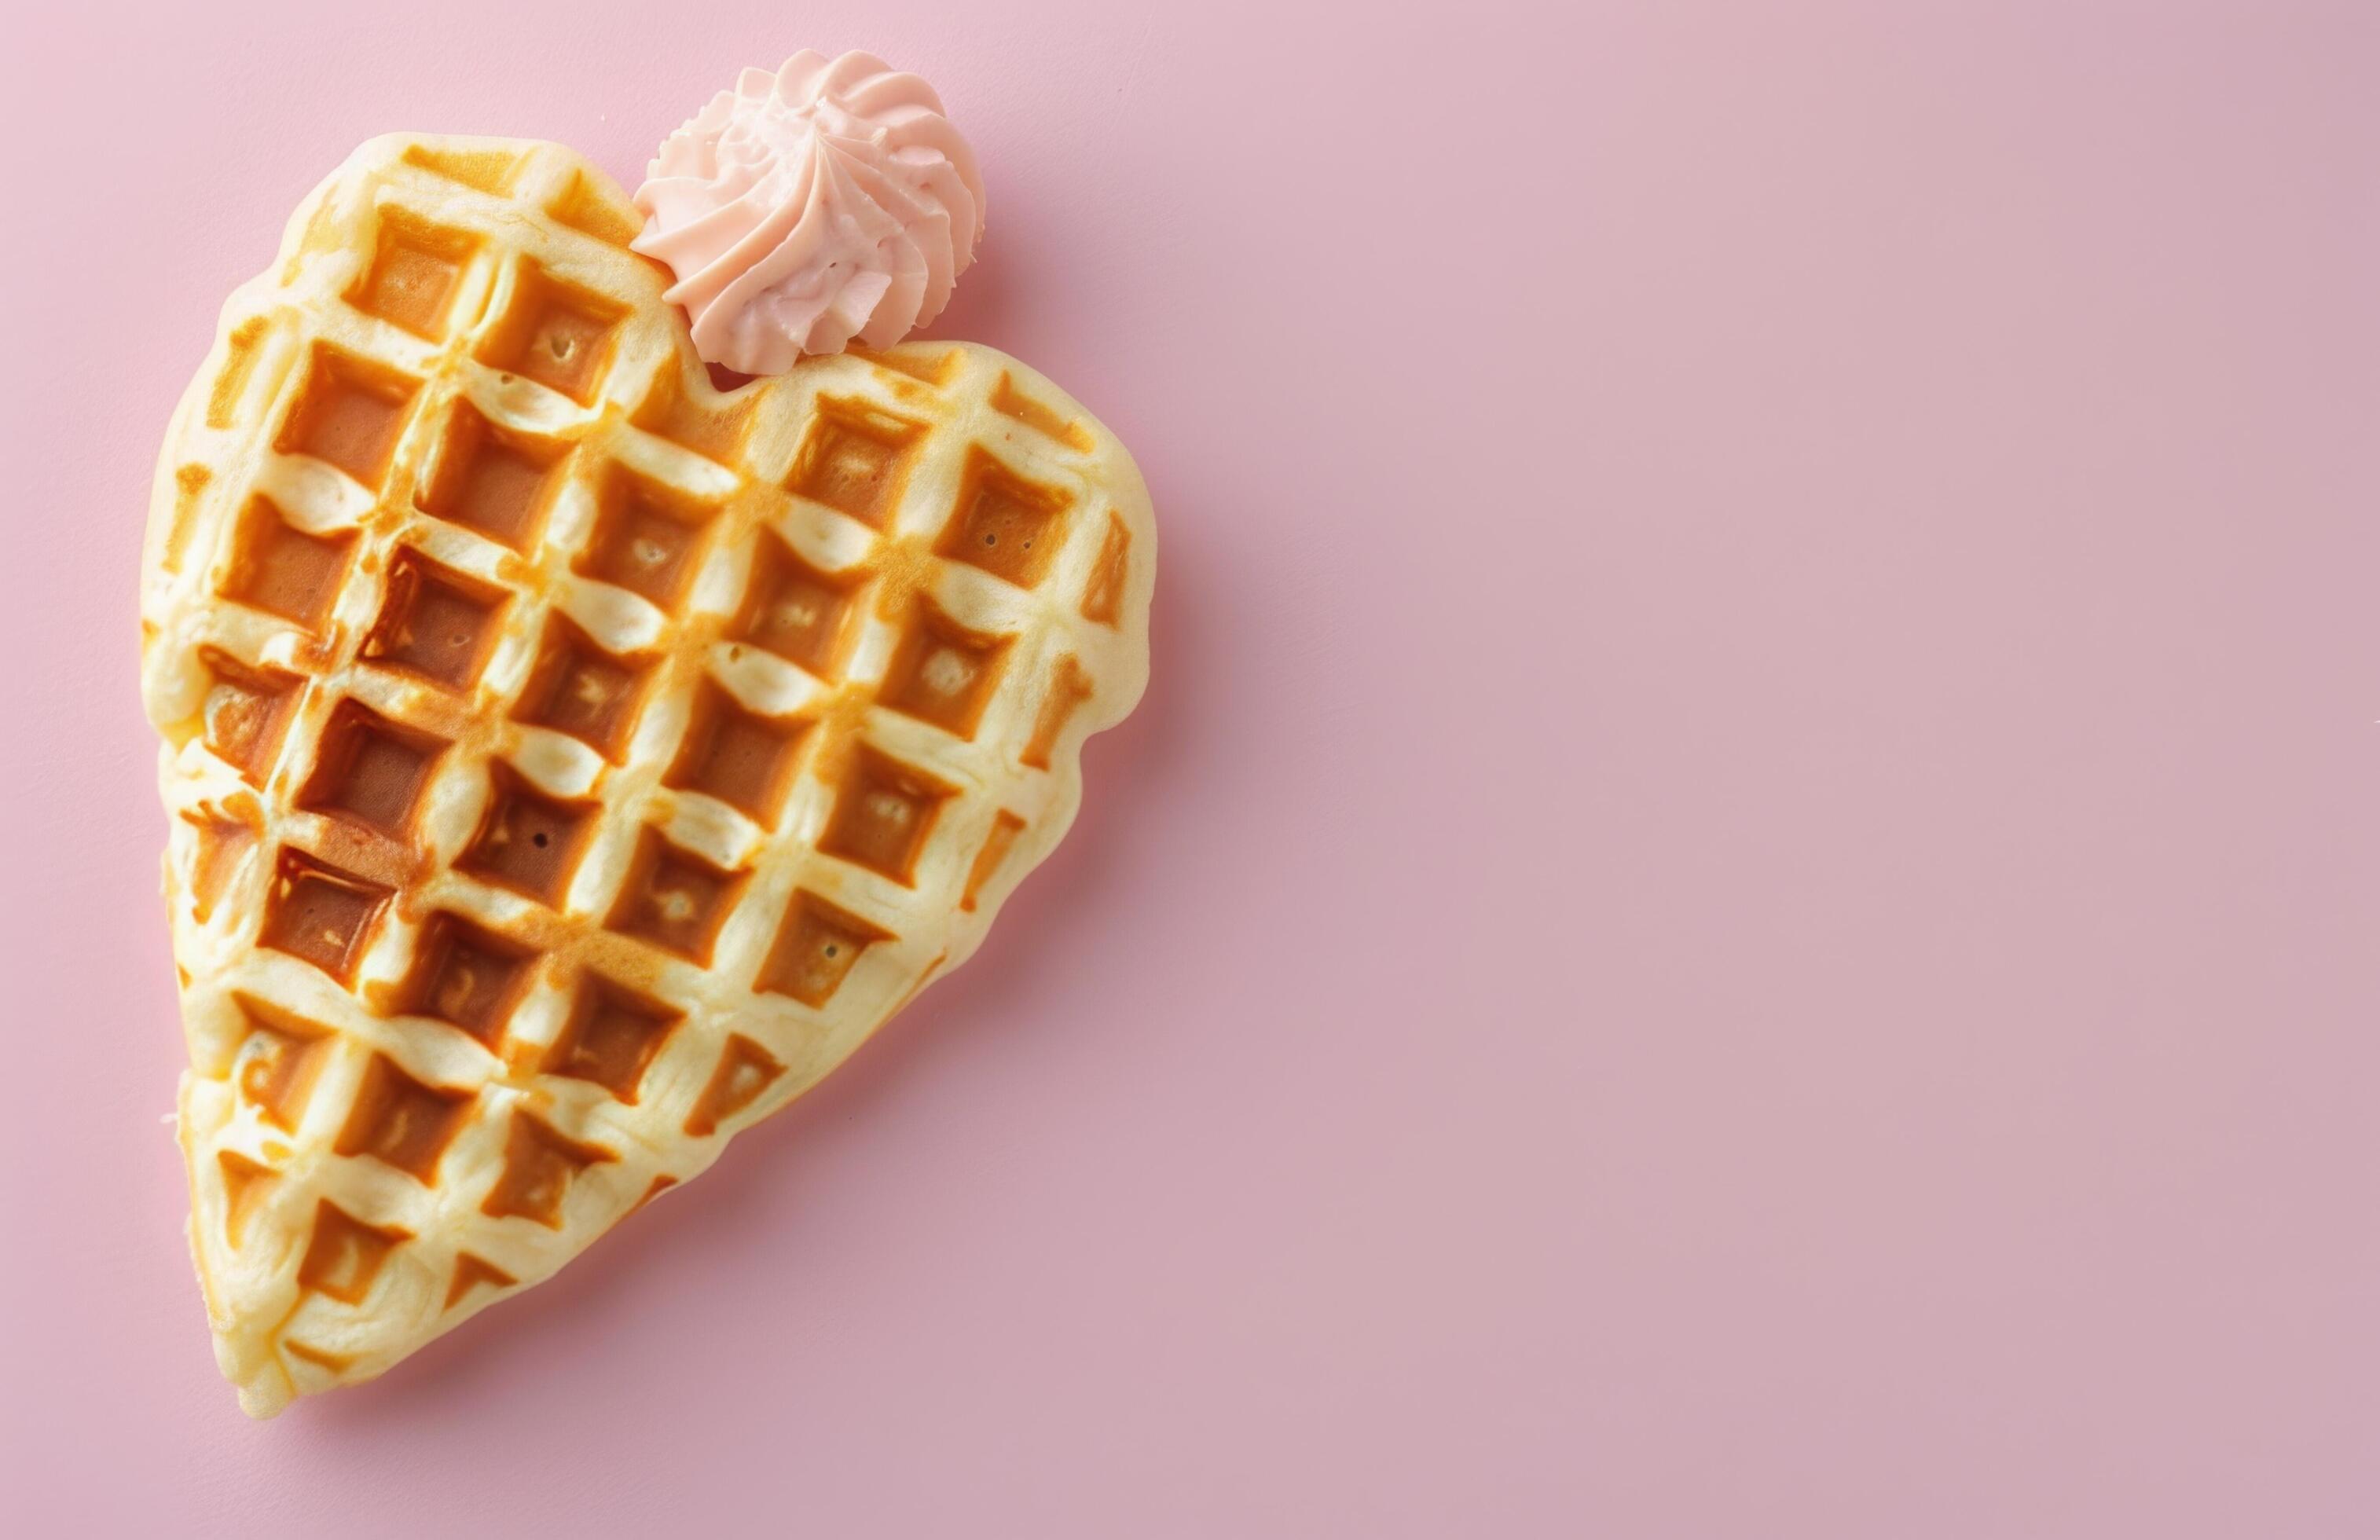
140,137,1153,1417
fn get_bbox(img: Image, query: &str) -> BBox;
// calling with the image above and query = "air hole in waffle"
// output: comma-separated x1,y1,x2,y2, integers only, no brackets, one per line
481,1113,614,1228
684,1035,786,1137
230,993,335,1133
605,829,750,966
414,401,568,552
785,398,926,528
728,529,865,680
457,764,599,909
346,209,478,340
878,600,1014,740
296,699,450,838
755,891,894,1007
545,973,681,1102
274,344,420,489
663,680,813,825
510,614,658,761
818,746,957,887
360,547,509,691
259,846,393,984
297,1200,410,1304
218,497,356,635
336,1054,473,1184
575,462,720,611
197,648,305,786
475,261,625,406
935,448,1072,589
396,911,538,1047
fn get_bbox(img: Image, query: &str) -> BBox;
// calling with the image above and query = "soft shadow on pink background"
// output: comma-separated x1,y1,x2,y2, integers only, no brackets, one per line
2,2,2374,1534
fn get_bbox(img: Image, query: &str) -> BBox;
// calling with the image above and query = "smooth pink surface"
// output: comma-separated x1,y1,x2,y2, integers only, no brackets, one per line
2,2,2374,1534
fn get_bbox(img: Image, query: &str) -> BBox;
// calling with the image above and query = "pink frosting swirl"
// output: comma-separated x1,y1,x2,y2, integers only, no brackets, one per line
632,51,986,372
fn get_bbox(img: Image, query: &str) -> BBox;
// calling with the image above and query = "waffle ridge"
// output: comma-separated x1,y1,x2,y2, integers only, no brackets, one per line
141,134,1154,1417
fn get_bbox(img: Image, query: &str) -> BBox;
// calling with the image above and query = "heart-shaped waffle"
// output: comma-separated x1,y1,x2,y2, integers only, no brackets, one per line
139,135,1153,1417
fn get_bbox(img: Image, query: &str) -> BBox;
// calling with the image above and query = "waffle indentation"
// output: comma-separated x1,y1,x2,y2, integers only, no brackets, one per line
1080,510,1131,628
188,812,260,922
457,764,598,908
728,530,864,680
443,1252,517,1311
684,1035,786,1137
297,1200,409,1304
575,464,718,611
260,847,393,984
414,402,567,552
481,1113,614,1228
664,681,812,825
1021,656,1095,771
475,262,625,405
545,973,680,1102
605,830,749,965
230,994,334,1133
360,548,509,691
633,367,756,464
336,1054,472,1183
512,614,657,761
961,811,1028,913
198,650,304,786
755,892,893,1007
397,911,537,1046
217,1152,275,1245
935,449,1070,589
878,601,1014,740
786,399,924,527
818,747,956,886
347,211,477,340
296,700,449,838
274,345,419,489
218,497,355,634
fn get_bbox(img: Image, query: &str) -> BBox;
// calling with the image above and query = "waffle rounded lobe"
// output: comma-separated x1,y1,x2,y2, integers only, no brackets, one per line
141,134,1154,1419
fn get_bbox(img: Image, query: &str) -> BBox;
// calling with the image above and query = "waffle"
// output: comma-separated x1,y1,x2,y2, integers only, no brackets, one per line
140,134,1153,1417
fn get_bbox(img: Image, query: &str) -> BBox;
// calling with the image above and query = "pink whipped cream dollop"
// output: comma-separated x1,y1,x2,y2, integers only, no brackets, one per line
632,51,986,372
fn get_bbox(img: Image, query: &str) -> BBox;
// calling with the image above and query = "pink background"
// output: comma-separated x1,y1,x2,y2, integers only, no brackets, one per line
2,2,2374,1534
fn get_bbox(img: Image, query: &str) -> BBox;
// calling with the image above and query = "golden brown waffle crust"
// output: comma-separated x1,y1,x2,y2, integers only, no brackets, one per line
142,134,1153,1417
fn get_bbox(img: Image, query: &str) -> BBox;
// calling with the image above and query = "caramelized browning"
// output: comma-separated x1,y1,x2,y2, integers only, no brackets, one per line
755,891,893,1007
296,699,449,838
475,261,625,405
457,764,598,908
216,1152,275,1245
728,530,864,680
206,317,266,431
414,402,567,551
273,345,419,488
605,830,749,965
198,650,305,786
683,1035,785,1137
510,614,657,761
443,1252,517,1311
218,497,355,634
960,812,1028,913
188,810,261,922
231,994,335,1133
935,448,1071,589
347,211,477,340
632,365,756,464
575,463,718,610
785,399,925,527
663,680,812,825
1021,656,1095,771
297,1200,410,1304
396,911,537,1046
545,170,642,248
402,143,521,196
818,748,956,886
259,847,393,984
480,1113,614,1228
988,370,1096,453
360,547,509,691
336,1054,472,1183
545,973,680,1102
1080,510,1132,628
877,601,1014,740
